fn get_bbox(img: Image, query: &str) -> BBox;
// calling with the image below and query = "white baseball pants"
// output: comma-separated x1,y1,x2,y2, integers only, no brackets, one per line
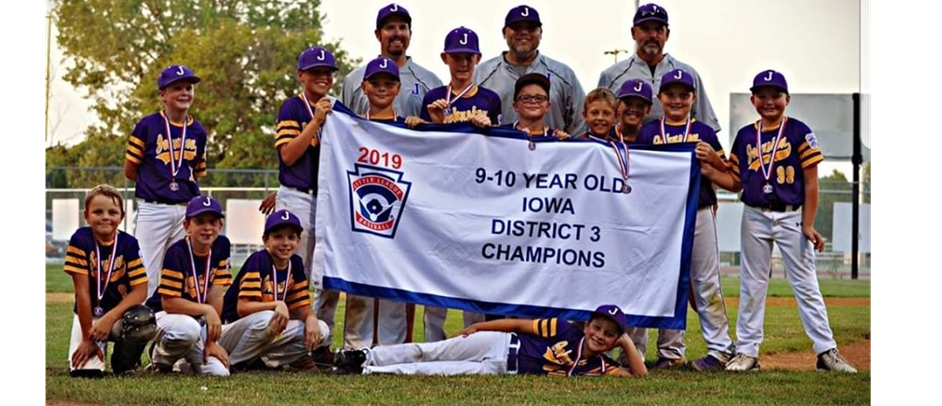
364,331,511,375
134,201,187,298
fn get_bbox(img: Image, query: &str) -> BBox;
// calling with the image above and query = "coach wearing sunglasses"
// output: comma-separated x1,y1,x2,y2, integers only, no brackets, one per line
598,3,721,132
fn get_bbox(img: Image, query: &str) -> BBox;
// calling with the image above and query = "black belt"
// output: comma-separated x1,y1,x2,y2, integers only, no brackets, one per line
750,202,801,212
507,333,520,374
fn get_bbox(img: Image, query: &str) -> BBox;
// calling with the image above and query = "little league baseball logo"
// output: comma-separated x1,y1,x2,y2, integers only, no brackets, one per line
347,164,412,238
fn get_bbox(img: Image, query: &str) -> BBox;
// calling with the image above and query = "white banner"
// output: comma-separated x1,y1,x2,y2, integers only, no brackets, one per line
314,107,700,328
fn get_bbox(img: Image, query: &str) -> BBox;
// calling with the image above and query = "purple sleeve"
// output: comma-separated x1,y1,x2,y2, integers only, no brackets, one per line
419,91,434,122
489,92,502,125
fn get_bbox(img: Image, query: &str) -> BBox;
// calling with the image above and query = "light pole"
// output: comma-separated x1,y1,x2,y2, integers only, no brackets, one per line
603,1,640,64
46,14,52,141
604,49,631,63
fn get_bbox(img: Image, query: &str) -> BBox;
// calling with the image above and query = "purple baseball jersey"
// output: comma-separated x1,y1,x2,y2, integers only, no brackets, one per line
729,117,824,207
222,250,310,324
516,318,620,376
146,235,232,312
419,85,502,125
126,112,208,203
275,96,323,191
637,119,726,208
63,228,147,314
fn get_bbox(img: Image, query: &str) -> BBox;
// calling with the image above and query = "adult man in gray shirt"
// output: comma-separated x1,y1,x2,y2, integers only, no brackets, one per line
474,5,586,135
598,4,732,372
341,3,442,117
598,3,721,132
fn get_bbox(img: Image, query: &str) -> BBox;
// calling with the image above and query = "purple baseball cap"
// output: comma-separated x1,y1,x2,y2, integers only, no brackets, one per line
750,69,789,94
364,56,400,81
298,46,338,71
185,195,224,219
376,3,411,30
617,79,653,104
592,304,628,333
157,65,201,90
504,5,541,28
659,68,696,93
444,26,481,55
634,3,669,26
265,209,303,235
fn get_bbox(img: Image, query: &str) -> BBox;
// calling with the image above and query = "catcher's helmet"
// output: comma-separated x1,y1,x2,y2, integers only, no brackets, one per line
121,304,157,344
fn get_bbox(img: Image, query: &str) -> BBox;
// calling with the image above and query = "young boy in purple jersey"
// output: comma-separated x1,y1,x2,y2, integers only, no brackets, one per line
220,210,331,371
332,305,647,377
360,56,407,124
66,185,153,377
125,65,208,300
633,68,736,371
145,195,233,376
408,26,501,343
273,46,336,276
406,27,501,129
272,46,342,366
722,70,857,373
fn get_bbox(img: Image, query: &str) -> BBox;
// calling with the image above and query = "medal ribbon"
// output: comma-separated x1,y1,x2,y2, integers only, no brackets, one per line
271,257,292,302
756,116,788,184
445,83,476,113
162,112,188,181
93,233,119,308
607,139,630,186
659,116,693,144
566,337,586,377
186,236,213,304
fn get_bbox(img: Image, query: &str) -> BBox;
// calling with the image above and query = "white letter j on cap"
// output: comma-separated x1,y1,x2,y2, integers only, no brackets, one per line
281,211,290,220
674,70,683,79
765,71,774,81
460,32,468,45
521,7,529,16
317,49,325,61
379,58,388,69
633,82,642,92
390,4,398,12
608,308,618,315
203,196,212,206
176,66,185,76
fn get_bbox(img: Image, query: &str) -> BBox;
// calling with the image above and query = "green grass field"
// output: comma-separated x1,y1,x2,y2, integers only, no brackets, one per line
45,263,872,297
45,263,871,405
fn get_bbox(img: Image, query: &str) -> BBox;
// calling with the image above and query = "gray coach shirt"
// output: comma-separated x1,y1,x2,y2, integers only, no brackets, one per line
598,53,721,132
341,56,443,117
474,52,586,134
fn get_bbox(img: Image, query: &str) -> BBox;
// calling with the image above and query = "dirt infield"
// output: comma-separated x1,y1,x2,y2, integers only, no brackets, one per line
47,293,72,303
723,296,871,371
762,339,870,372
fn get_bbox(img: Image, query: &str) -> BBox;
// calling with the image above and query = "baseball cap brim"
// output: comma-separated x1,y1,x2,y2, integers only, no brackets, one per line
591,311,627,334
659,80,695,93
377,13,411,29
505,19,542,28
365,71,400,81
633,16,668,26
749,84,788,93
444,48,481,55
160,76,201,90
186,207,224,219
514,74,551,99
299,63,338,72
618,94,653,104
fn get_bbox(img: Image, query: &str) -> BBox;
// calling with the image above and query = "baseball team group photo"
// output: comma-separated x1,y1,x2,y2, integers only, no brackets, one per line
43,0,871,404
